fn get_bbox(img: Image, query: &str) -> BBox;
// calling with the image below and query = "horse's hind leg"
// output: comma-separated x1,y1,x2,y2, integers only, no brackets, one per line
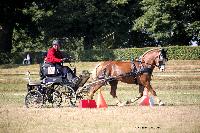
88,83,103,100
125,85,144,104
138,85,144,98
127,85,144,104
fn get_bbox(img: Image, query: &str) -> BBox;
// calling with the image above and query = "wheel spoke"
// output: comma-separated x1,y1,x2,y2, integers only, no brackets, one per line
25,90,43,108
61,85,77,107
52,91,62,107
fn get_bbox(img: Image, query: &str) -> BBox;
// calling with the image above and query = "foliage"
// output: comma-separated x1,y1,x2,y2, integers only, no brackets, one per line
78,46,200,61
74,46,200,61
0,46,200,64
0,0,200,53
133,0,200,45
0,0,58,52
41,0,139,50
0,53,13,64
167,46,200,60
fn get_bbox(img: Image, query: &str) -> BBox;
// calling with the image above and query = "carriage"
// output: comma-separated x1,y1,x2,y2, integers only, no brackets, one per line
25,62,92,108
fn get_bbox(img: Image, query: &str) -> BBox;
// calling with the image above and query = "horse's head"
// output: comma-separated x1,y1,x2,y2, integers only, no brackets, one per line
155,48,168,72
142,48,168,72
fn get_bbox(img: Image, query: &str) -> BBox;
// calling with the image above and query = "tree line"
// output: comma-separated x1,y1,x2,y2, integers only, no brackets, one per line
0,0,199,53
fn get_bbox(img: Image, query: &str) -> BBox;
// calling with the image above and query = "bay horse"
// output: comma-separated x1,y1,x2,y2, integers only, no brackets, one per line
88,48,168,106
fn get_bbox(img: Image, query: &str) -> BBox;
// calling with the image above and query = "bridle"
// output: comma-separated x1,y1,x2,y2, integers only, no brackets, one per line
140,49,167,70
154,50,168,72
155,51,165,68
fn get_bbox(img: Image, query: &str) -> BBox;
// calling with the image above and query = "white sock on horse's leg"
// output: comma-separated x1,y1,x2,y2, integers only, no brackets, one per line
159,101,165,106
154,96,165,106
114,97,128,107
125,96,141,105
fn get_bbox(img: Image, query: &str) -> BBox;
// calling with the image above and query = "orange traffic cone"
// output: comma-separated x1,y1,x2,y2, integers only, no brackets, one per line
139,88,150,106
96,89,108,108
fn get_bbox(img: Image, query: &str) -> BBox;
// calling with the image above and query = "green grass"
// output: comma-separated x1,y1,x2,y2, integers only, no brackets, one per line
0,60,200,133
0,92,25,107
0,87,199,108
0,60,200,105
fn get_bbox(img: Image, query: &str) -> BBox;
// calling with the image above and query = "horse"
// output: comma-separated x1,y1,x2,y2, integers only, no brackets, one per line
88,48,168,106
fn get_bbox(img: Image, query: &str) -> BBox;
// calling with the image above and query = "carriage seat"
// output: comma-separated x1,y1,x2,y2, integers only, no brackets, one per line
42,77,63,84
40,63,63,79
28,81,41,86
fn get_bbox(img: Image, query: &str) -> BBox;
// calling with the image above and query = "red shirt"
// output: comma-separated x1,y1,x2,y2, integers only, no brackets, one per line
46,47,63,63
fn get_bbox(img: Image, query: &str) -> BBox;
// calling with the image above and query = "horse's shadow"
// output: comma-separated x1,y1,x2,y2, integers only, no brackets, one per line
107,103,175,107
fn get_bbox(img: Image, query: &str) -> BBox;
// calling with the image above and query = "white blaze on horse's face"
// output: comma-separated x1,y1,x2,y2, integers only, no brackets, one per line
159,52,166,72
160,64,165,72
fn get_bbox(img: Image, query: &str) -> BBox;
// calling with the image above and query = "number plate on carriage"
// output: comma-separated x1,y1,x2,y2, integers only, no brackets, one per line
47,66,56,74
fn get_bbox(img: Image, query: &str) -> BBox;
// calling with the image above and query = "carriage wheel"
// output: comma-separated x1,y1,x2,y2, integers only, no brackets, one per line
75,91,89,107
76,91,88,100
25,90,43,108
76,88,89,101
61,85,76,107
74,85,90,106
52,90,62,107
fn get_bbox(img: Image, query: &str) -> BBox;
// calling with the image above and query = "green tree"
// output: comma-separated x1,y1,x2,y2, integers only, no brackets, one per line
42,0,141,50
0,0,58,53
133,0,200,46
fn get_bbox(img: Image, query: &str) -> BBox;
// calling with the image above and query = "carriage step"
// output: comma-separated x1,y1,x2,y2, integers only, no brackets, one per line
28,81,41,86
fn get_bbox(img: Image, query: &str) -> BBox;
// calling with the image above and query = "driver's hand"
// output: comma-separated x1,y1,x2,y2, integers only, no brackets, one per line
69,56,74,61
61,58,67,61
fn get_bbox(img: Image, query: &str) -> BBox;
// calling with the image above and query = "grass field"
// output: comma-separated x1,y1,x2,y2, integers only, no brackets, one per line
0,60,200,133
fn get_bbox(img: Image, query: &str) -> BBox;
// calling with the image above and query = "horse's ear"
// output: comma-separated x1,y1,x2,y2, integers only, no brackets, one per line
161,48,168,61
161,48,167,52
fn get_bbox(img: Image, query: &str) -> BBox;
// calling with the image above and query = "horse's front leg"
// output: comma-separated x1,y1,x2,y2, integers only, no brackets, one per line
146,83,164,106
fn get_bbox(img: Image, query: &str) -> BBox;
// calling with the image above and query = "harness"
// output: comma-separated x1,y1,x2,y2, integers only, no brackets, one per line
131,57,153,75
96,59,153,85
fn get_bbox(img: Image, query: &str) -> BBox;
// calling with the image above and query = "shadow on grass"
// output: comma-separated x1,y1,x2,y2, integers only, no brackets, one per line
0,64,21,69
0,63,32,69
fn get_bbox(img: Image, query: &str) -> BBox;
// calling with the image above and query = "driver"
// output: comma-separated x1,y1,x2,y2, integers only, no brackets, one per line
46,40,79,86
46,40,65,64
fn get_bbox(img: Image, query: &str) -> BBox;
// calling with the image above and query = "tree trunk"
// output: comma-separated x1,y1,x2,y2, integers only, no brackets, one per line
0,22,14,53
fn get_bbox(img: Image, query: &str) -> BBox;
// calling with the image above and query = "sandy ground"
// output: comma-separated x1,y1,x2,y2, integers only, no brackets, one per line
0,105,200,133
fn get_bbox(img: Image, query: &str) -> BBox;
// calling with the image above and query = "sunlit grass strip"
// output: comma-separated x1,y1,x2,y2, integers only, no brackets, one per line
0,84,27,92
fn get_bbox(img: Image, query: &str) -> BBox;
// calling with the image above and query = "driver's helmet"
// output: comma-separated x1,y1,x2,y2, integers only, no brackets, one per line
52,40,61,45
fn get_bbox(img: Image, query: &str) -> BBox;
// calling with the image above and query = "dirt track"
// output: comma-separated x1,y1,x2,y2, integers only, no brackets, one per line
0,105,200,133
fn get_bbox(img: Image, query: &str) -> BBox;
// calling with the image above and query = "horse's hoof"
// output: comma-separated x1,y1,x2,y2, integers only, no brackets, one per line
117,101,127,107
126,100,131,105
159,101,165,106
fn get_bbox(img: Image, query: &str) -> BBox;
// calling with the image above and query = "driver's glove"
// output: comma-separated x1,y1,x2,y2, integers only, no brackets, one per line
61,58,67,62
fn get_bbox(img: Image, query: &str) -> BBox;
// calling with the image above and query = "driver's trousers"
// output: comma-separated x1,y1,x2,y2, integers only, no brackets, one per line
62,66,76,81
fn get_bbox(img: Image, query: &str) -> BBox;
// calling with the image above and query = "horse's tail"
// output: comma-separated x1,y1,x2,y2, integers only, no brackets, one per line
91,62,102,80
91,61,113,81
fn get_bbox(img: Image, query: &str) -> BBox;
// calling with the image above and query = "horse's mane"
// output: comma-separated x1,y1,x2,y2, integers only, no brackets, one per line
141,48,161,58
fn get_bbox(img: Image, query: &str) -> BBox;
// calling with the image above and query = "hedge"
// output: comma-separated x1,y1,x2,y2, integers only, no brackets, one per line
0,46,199,64
78,46,200,61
